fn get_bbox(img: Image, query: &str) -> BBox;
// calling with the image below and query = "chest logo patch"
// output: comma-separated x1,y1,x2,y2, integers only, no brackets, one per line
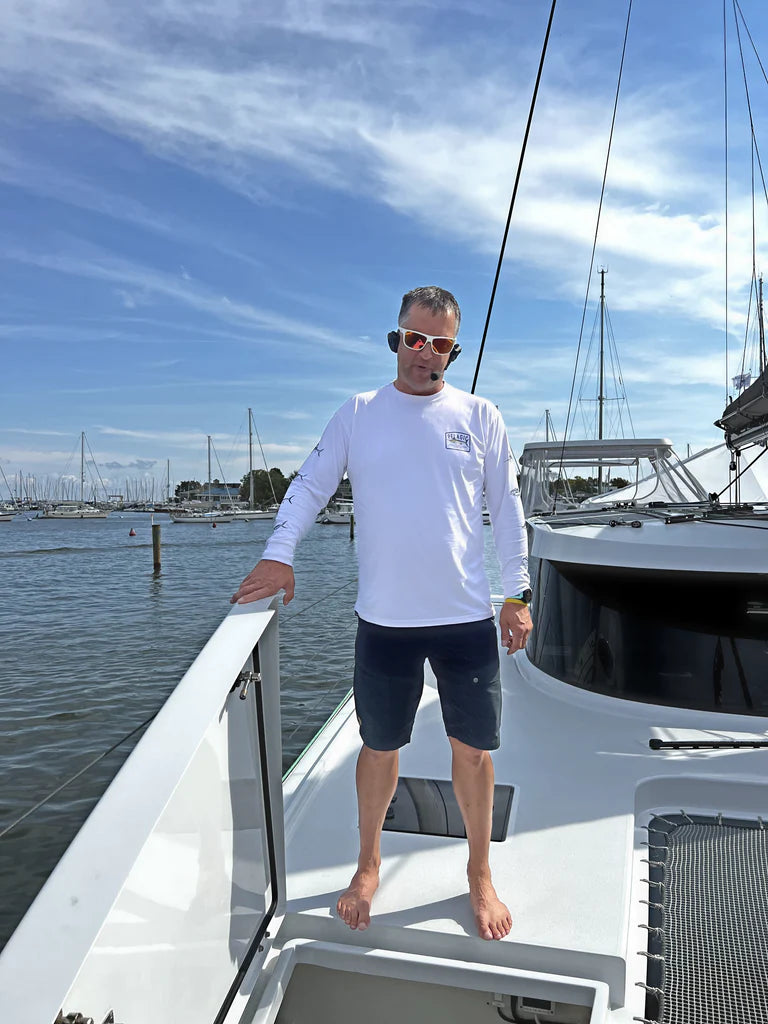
445,431,471,453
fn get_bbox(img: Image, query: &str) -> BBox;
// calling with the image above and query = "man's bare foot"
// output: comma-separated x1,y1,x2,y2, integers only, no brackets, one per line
337,867,380,930
469,870,512,940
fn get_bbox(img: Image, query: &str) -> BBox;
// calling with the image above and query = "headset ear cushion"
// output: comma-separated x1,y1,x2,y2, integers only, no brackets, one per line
448,343,462,364
387,330,400,353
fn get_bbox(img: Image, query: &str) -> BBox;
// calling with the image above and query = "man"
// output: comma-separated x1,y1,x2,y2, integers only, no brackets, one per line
232,286,532,941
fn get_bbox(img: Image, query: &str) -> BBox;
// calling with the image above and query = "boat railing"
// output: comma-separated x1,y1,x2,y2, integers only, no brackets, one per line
0,598,285,1024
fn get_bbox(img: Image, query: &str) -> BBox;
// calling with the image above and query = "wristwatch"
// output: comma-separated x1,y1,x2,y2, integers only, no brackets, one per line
505,589,532,606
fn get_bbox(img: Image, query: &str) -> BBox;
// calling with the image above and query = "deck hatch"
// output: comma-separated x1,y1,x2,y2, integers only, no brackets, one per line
642,813,768,1024
382,778,513,841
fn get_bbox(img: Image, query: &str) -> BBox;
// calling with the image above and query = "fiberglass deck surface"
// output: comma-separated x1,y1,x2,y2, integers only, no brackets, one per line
281,645,768,1005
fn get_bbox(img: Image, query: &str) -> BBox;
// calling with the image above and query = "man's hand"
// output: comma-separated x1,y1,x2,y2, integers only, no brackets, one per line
231,559,295,606
498,601,533,655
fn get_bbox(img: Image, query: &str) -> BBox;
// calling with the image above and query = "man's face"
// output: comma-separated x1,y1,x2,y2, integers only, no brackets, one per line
394,304,457,396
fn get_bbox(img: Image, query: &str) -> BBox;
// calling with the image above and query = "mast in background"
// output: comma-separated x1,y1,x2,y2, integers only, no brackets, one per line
248,409,255,510
759,275,766,376
597,268,606,492
207,436,212,506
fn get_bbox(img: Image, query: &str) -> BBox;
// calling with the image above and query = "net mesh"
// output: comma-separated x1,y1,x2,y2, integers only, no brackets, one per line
643,814,768,1024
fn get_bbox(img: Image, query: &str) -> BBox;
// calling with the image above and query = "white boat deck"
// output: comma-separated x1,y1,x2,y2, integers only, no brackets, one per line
3,595,766,1024
281,644,768,1013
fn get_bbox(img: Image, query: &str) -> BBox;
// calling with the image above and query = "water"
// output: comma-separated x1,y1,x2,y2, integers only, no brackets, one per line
0,511,503,949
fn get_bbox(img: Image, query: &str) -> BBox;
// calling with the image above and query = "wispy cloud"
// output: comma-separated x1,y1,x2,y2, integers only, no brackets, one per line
2,245,371,352
102,458,157,470
1,0,759,339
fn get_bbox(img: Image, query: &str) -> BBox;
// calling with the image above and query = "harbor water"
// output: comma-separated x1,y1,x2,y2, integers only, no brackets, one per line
0,511,503,949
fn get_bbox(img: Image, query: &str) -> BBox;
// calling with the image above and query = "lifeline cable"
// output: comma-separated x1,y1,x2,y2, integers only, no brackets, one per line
0,579,361,840
0,712,157,842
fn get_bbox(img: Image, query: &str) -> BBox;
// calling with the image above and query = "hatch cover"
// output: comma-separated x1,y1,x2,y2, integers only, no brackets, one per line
642,813,768,1024
382,777,513,842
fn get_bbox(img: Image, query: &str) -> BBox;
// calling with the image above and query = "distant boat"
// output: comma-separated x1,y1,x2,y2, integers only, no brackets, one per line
38,432,109,519
39,502,108,520
173,435,238,524
316,499,353,525
241,407,280,520
0,465,22,519
170,510,235,524
228,504,280,522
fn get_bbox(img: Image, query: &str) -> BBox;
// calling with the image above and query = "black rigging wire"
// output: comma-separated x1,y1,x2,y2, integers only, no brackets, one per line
732,3,768,216
552,0,634,511
1,579,360,844
723,0,730,406
471,0,558,394
734,0,768,88
283,578,356,619
715,443,768,498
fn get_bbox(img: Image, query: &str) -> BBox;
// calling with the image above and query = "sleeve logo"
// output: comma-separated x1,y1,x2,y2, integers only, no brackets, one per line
445,431,471,453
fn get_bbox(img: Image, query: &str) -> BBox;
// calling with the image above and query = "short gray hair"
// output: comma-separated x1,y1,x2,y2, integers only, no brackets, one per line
398,286,461,334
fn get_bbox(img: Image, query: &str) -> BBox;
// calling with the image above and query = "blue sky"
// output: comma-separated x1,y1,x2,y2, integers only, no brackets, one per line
2,0,767,498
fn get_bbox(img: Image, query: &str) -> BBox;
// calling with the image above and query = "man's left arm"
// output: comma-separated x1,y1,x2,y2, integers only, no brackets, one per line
483,406,533,655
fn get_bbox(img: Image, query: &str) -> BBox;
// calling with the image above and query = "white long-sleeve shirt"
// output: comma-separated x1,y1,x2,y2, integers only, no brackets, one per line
263,382,529,627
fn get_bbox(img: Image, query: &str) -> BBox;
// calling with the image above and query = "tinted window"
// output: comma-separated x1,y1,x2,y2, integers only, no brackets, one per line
529,560,768,713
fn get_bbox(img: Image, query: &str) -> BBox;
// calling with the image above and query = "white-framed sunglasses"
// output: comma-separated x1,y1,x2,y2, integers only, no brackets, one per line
398,327,456,355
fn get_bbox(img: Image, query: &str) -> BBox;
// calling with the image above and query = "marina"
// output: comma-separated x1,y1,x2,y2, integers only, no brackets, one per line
2,445,768,1022
3,0,768,1021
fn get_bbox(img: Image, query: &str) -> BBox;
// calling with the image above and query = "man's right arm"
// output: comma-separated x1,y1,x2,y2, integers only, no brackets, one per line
231,401,353,605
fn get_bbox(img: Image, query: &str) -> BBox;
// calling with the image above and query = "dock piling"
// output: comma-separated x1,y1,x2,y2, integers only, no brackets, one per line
152,521,162,571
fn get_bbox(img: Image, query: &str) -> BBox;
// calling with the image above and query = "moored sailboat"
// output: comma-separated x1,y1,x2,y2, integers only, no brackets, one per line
38,433,109,519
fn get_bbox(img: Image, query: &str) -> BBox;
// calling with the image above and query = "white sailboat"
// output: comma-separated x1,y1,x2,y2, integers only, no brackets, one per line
171,436,236,523
3,461,768,1024
39,433,109,519
0,465,22,520
230,409,280,521
5,7,768,1024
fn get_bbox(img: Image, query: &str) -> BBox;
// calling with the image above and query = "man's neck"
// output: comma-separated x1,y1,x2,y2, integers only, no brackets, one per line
393,379,445,396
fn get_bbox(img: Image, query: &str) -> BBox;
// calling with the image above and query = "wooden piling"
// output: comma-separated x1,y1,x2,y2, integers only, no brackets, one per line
349,512,355,540
152,522,161,571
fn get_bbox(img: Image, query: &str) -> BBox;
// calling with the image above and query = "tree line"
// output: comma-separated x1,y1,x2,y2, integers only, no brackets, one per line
175,469,296,505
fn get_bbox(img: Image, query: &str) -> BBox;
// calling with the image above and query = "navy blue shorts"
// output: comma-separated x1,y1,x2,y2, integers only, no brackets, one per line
353,616,501,752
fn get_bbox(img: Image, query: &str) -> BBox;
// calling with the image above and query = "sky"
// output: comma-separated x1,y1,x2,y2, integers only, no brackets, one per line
2,0,768,500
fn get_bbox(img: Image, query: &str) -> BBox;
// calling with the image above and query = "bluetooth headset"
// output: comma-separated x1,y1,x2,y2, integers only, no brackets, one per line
387,330,462,381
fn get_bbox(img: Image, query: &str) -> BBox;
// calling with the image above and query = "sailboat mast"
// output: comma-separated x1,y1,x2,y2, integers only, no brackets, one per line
248,408,255,511
759,275,766,376
166,459,171,503
80,431,85,504
207,435,212,506
597,269,606,492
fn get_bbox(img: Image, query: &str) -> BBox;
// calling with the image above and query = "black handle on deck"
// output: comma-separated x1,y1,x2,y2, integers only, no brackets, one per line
649,738,768,750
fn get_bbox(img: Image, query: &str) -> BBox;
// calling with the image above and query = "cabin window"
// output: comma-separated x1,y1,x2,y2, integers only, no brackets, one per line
529,560,768,713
